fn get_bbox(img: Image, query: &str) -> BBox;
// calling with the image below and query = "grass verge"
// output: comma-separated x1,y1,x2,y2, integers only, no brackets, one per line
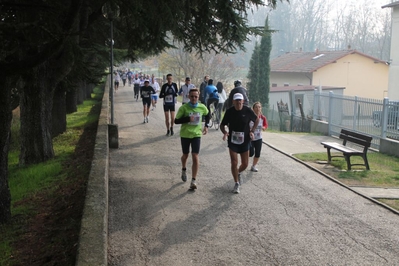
294,151,399,210
0,86,103,265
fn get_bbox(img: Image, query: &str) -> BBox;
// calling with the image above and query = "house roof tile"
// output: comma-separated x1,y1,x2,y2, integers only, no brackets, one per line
270,50,386,73
382,1,399,8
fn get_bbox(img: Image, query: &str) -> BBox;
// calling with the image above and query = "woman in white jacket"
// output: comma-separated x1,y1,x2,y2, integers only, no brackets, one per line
216,81,226,122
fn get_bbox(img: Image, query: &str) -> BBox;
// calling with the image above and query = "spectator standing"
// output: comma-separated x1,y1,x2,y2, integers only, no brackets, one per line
199,75,209,103
159,74,179,136
249,102,268,172
216,81,227,121
179,77,196,104
220,93,259,194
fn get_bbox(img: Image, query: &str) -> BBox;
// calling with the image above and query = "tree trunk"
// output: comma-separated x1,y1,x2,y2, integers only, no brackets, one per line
77,81,84,104
19,63,55,166
66,87,78,114
52,84,67,138
85,80,91,99
0,74,13,223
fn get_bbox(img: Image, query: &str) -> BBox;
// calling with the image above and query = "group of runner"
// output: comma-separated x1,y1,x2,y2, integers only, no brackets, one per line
133,72,268,194
174,76,268,194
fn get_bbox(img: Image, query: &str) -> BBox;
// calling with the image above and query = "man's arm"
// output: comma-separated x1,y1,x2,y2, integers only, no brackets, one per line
220,110,229,140
174,116,191,124
159,85,165,98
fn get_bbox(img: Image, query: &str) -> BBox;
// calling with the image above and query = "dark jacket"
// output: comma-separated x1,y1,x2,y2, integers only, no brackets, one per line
226,86,249,109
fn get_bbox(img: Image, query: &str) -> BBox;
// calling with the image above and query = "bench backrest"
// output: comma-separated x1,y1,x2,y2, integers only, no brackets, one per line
339,129,372,149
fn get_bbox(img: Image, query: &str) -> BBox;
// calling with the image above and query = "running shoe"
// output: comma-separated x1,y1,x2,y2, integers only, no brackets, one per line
166,129,170,136
170,127,174,136
181,170,187,182
250,166,258,172
143,119,146,124
233,183,240,194
190,179,197,190
238,173,242,184
146,117,149,123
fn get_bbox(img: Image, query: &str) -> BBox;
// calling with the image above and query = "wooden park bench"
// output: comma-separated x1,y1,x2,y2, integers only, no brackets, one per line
321,129,372,170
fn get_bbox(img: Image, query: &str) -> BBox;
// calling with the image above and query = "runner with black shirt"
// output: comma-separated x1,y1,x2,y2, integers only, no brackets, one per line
159,74,178,136
220,93,259,194
140,80,156,123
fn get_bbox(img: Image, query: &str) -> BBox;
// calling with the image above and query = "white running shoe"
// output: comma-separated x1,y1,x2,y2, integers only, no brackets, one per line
233,183,240,194
250,166,258,172
190,179,197,190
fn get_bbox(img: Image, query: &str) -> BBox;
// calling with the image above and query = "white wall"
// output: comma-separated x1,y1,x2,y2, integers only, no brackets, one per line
388,5,399,101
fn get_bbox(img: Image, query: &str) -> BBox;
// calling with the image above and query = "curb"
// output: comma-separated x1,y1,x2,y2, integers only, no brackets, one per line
263,140,399,216
75,80,110,266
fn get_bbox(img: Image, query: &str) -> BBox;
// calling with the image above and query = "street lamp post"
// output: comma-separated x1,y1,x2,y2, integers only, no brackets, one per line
102,2,120,148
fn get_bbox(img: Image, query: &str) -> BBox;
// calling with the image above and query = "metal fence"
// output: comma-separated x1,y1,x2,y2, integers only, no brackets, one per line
313,90,399,149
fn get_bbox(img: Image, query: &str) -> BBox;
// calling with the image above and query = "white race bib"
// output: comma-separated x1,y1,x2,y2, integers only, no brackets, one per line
189,112,201,125
165,95,173,103
231,131,244,145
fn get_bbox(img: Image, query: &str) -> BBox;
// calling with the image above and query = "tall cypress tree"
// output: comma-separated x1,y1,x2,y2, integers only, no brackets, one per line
246,17,272,108
258,17,272,109
247,41,260,101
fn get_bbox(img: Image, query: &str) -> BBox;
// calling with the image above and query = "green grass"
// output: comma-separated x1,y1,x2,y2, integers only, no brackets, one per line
0,85,103,265
295,152,399,187
379,199,399,210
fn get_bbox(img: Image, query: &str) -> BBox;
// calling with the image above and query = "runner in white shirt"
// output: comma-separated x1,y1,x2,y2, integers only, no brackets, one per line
151,79,161,110
178,77,196,104
133,78,140,101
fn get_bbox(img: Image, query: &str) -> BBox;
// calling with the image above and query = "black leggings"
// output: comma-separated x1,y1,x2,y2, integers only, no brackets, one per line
250,139,262,158
206,98,219,115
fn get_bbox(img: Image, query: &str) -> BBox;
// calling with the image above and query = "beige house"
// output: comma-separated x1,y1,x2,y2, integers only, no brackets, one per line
270,50,389,100
382,1,399,101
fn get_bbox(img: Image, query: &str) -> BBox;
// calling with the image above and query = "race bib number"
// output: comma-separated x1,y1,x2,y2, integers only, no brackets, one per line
189,112,201,125
165,95,173,103
231,131,244,145
254,127,261,140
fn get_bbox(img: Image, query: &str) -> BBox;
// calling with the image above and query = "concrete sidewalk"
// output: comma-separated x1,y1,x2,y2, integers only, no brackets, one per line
263,132,399,200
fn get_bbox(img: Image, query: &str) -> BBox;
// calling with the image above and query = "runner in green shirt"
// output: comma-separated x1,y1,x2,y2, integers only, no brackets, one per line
175,88,210,190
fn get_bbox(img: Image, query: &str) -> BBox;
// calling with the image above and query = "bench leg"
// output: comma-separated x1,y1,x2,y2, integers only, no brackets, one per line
363,155,370,170
326,148,332,162
345,155,352,170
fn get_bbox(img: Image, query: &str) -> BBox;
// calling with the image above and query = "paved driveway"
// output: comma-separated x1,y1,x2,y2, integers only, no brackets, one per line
108,86,399,265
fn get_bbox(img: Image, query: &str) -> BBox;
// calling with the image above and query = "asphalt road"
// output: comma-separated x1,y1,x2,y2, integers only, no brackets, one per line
108,85,399,265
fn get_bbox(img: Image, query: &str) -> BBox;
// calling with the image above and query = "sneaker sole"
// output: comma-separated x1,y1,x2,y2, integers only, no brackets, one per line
190,184,197,190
